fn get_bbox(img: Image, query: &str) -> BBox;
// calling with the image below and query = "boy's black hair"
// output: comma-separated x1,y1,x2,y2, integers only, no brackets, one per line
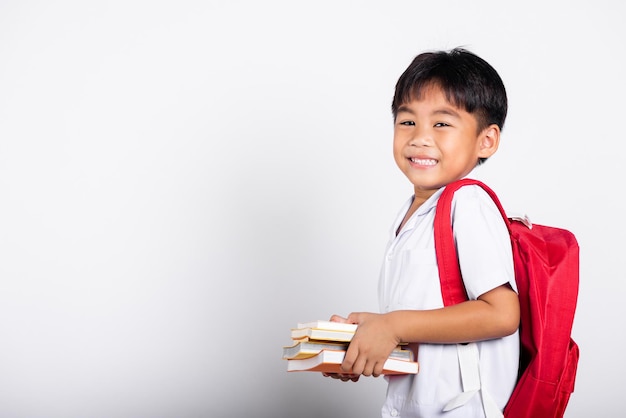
392,48,507,164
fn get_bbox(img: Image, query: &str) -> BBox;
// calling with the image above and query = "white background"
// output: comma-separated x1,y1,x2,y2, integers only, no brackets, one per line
0,1,623,417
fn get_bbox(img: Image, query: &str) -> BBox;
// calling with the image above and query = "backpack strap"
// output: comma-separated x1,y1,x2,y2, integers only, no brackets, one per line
443,343,504,418
434,178,511,306
435,179,512,417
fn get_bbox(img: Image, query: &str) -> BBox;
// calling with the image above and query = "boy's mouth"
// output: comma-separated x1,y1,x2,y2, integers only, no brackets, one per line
409,157,437,166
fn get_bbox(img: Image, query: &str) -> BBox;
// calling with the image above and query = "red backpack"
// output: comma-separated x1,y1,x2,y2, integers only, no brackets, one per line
434,179,579,418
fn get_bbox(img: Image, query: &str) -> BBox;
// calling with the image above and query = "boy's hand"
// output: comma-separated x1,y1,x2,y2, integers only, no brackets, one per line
321,372,360,382
340,312,401,377
320,314,361,382
328,314,354,324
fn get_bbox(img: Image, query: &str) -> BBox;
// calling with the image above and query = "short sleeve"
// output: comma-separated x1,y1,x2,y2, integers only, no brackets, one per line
450,185,516,300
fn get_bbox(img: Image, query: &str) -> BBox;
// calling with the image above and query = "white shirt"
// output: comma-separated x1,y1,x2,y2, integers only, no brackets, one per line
378,184,519,418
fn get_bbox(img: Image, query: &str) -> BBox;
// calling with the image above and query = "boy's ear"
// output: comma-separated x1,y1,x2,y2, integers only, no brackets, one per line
478,124,501,159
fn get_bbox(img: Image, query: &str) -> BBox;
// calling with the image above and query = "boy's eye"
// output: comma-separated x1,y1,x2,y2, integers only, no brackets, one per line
434,122,450,127
399,121,415,126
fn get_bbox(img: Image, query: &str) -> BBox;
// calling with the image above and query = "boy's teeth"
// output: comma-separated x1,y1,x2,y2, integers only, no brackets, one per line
411,158,436,165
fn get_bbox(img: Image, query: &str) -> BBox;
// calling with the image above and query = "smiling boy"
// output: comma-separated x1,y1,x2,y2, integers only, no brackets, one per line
325,48,520,417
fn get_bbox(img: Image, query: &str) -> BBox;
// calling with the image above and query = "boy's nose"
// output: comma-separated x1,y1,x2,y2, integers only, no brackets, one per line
409,132,432,146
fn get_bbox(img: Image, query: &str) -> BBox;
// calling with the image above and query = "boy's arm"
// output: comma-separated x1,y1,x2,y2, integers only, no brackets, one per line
339,283,519,377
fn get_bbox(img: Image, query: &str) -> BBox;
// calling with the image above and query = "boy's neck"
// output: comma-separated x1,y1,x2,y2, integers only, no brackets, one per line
412,187,438,208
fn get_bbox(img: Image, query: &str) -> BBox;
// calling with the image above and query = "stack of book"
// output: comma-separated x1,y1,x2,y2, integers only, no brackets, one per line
283,320,418,375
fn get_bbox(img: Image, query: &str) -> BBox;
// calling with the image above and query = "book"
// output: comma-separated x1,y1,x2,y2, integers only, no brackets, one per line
290,327,355,342
283,340,349,359
286,349,419,375
290,320,358,342
283,340,414,361
295,320,358,332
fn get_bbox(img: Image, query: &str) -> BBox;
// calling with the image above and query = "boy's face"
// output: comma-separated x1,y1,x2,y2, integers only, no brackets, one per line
393,85,499,198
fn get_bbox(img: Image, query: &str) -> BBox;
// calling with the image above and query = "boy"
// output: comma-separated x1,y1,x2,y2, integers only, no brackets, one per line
325,48,520,417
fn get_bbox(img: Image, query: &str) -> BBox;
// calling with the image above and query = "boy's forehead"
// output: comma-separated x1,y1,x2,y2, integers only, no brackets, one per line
407,83,451,102
398,84,463,112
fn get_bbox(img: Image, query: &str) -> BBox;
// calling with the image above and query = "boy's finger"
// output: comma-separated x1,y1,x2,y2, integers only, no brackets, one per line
350,355,367,375
341,340,359,372
329,314,348,323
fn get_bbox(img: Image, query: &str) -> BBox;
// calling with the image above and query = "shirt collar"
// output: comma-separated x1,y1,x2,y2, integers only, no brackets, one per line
392,186,446,235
